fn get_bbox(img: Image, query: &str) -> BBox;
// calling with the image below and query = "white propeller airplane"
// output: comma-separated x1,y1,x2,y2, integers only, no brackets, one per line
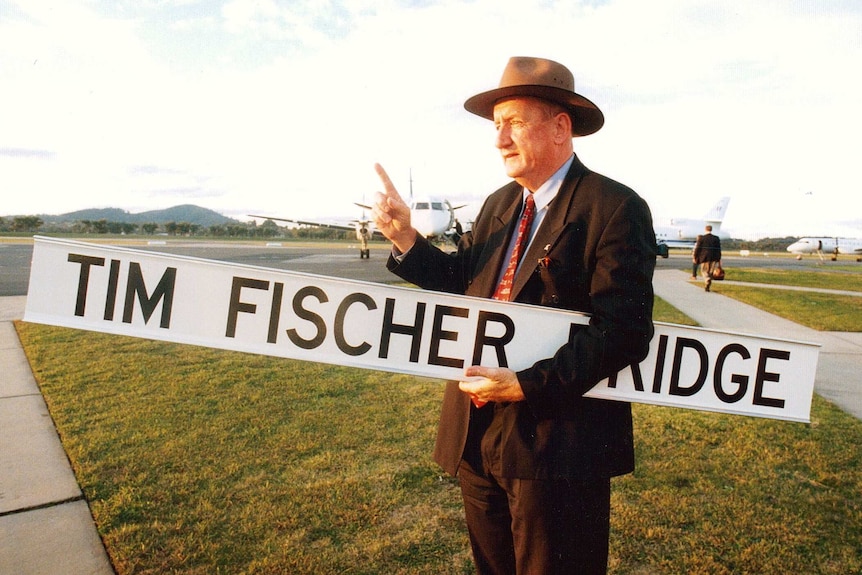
250,176,469,258
653,197,731,257
786,236,862,262
248,210,380,258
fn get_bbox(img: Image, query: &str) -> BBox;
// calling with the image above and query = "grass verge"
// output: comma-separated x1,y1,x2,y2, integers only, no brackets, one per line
711,285,862,332
15,319,862,574
653,296,697,326
722,267,862,292
698,267,862,331
16,324,472,574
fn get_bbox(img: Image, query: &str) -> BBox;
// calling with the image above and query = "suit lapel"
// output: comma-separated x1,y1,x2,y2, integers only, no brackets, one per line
471,185,524,298
510,158,586,299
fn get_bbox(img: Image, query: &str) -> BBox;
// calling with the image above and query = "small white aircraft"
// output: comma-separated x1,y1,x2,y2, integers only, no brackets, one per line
654,197,731,257
249,211,379,257
249,177,468,258
786,236,862,262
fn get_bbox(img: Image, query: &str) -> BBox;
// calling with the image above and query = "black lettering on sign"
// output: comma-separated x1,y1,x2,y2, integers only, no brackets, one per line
651,334,670,393
104,259,121,321
268,282,284,344
226,277,270,338
471,311,515,368
669,337,708,397
122,262,177,328
714,344,751,403
68,254,176,328
429,305,469,369
379,298,425,363
607,361,645,391
287,285,328,350
334,293,377,356
754,348,789,409
68,253,106,317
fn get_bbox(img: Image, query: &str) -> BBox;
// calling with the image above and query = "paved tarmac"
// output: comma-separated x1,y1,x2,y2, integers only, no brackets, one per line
1,266,861,573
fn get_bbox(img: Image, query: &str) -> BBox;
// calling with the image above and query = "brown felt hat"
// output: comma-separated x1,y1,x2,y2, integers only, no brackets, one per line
464,56,604,136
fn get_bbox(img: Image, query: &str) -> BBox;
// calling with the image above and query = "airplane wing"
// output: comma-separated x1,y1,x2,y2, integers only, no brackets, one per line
248,215,385,239
659,239,697,250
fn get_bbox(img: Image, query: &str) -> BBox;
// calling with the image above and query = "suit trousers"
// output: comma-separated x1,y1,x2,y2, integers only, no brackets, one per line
701,260,718,288
458,459,611,575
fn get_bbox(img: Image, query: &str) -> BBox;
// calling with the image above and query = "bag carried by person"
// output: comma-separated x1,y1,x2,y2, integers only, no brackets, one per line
710,261,725,281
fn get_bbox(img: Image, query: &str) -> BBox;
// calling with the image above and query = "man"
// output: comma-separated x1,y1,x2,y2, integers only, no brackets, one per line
693,225,722,292
372,57,656,574
358,225,371,259
691,234,703,279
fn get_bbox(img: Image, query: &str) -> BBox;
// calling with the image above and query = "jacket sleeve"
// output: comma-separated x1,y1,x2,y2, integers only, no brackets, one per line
516,193,656,415
385,192,500,294
386,233,474,295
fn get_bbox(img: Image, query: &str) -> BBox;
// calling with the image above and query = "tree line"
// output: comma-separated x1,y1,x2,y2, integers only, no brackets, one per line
1,216,801,250
0,215,360,241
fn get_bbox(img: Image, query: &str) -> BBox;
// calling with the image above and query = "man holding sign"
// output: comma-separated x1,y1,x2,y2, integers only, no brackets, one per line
373,56,657,575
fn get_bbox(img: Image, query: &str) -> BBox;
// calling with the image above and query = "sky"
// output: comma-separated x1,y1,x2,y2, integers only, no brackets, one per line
1,0,860,239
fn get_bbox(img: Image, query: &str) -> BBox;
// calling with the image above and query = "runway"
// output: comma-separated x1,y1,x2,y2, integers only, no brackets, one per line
0,238,853,297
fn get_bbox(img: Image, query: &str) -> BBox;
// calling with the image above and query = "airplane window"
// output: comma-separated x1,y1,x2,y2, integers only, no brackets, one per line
432,202,444,210
414,202,430,210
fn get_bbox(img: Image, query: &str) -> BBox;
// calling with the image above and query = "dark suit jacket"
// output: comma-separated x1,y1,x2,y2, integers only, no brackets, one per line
388,154,656,480
693,233,722,263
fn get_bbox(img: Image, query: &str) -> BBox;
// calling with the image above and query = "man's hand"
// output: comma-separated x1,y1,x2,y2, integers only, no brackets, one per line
372,163,417,253
459,366,526,406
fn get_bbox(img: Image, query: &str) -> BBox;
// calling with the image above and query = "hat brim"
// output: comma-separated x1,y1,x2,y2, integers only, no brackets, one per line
464,85,604,137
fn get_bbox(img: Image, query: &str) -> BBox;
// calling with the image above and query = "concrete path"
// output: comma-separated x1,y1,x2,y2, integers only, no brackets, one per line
0,296,114,575
0,271,860,573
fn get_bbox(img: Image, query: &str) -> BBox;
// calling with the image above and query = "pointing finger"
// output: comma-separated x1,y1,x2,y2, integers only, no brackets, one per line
374,163,403,201
374,163,393,191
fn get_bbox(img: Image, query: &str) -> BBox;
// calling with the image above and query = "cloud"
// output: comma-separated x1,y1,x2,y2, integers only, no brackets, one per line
1,0,860,236
127,165,223,200
0,147,55,159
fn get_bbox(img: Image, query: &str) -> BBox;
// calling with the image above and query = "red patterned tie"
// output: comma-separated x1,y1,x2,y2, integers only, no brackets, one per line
493,193,536,301
472,194,535,409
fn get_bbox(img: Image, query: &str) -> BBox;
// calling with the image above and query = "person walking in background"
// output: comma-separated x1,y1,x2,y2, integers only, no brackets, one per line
693,225,722,291
691,234,702,279
372,56,656,575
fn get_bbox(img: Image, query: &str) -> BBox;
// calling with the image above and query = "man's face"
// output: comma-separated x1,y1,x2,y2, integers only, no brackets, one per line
493,98,566,191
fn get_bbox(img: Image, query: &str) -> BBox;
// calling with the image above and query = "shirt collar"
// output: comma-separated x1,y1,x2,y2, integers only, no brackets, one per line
522,154,574,212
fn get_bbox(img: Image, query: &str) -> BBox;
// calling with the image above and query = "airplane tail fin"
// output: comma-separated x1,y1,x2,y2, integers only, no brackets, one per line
409,169,414,202
704,197,730,224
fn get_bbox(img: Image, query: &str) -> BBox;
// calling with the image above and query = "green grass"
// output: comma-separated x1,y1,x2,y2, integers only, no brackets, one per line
17,323,472,574
13,264,862,573
15,314,862,574
703,267,862,331
711,285,862,331
614,402,862,574
722,267,862,292
653,296,697,326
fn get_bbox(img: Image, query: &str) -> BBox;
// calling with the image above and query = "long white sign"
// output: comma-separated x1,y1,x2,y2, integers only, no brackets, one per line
24,237,818,422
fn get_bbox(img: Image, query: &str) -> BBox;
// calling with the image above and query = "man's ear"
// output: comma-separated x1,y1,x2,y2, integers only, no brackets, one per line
554,112,573,143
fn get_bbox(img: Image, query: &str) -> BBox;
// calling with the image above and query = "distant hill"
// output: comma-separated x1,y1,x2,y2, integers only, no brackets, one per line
36,204,240,227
